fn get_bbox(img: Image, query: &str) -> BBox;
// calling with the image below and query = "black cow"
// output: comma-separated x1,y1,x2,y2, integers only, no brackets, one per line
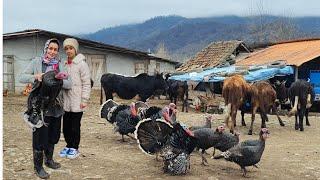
100,73,168,104
288,80,315,131
165,74,189,112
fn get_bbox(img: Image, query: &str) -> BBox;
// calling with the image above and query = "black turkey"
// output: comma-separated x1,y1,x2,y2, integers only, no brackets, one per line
100,101,142,141
211,127,240,158
214,128,269,177
192,125,225,165
100,99,119,123
135,110,197,175
24,71,67,130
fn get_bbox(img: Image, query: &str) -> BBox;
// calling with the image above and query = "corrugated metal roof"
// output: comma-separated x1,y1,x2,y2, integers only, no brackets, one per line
237,39,320,67
3,29,178,64
176,40,250,72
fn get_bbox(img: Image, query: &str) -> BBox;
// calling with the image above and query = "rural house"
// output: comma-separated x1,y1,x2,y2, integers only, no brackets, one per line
3,29,178,93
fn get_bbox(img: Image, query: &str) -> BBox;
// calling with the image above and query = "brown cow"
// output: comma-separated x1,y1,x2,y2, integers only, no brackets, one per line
222,75,251,133
248,81,285,135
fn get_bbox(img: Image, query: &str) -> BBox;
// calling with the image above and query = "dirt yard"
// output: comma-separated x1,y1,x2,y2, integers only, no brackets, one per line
3,92,320,180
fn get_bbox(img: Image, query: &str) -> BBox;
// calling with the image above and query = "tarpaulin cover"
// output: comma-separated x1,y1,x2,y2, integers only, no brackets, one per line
169,65,294,82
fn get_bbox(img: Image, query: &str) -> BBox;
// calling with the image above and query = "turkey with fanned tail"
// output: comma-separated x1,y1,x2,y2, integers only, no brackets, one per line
100,101,142,141
135,107,197,175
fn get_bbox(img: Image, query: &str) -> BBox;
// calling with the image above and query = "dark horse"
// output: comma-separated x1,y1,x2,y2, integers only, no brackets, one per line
100,73,168,104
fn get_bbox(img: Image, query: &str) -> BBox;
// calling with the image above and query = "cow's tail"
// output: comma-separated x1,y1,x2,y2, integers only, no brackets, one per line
306,94,312,108
288,96,299,117
224,103,232,129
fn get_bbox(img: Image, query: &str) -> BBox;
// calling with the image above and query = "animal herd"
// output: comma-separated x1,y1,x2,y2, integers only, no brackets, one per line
98,72,315,177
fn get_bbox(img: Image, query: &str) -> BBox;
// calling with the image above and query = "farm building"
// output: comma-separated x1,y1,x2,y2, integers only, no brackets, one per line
3,29,178,93
237,38,320,102
176,40,251,72
173,40,251,96
237,38,320,80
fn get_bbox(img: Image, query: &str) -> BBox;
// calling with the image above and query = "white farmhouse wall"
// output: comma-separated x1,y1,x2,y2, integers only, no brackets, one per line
3,35,177,93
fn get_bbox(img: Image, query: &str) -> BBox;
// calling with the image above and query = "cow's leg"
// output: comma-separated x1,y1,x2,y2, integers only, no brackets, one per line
299,108,306,131
230,106,237,133
295,114,299,130
105,90,113,100
248,105,258,135
260,108,267,128
305,108,310,126
224,103,232,132
185,89,189,113
140,95,148,102
241,110,246,126
181,97,185,112
272,104,285,126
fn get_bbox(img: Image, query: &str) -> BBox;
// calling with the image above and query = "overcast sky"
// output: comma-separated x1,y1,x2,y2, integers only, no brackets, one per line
4,0,320,34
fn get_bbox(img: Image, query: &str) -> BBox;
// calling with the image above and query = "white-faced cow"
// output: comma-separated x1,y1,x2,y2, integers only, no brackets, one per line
100,73,168,104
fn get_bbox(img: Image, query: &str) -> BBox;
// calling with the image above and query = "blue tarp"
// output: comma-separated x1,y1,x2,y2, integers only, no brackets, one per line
169,65,294,82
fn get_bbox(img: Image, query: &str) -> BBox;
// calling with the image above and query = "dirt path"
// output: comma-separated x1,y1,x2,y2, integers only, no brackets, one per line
3,94,320,179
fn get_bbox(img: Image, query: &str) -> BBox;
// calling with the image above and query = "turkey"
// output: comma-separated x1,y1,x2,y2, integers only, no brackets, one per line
189,114,213,131
100,99,119,123
24,71,67,130
211,126,240,158
162,103,178,124
140,106,163,120
133,101,149,118
214,128,269,177
100,100,141,141
135,109,197,175
192,126,224,165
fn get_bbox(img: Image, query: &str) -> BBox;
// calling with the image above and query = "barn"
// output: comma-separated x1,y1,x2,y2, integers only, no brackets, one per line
3,29,178,94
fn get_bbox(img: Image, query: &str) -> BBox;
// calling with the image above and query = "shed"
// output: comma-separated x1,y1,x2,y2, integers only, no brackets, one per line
176,40,251,72
237,38,320,80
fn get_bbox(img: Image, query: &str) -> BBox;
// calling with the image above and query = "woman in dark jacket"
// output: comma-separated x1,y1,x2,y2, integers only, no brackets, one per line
19,38,71,179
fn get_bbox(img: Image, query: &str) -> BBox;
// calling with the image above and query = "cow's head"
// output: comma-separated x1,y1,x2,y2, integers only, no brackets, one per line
154,72,169,91
273,80,288,104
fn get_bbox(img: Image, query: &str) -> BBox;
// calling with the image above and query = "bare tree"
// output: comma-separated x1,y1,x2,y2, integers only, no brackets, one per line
247,0,300,44
154,42,171,59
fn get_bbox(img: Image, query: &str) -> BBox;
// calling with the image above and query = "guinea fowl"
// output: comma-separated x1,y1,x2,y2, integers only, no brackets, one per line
100,101,141,141
214,128,270,177
24,71,67,130
189,114,213,131
135,109,197,175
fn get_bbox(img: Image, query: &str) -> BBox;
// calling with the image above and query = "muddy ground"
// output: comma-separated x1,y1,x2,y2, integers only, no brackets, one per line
3,92,320,180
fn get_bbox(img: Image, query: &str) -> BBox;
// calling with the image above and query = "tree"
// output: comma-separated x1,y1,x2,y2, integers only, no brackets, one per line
247,0,300,44
154,42,171,59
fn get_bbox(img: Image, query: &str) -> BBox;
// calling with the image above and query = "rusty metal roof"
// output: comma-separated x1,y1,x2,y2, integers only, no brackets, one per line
176,40,250,72
237,39,320,67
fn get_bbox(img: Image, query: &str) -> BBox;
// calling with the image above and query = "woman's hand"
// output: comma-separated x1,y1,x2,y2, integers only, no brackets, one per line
80,102,87,109
34,73,44,81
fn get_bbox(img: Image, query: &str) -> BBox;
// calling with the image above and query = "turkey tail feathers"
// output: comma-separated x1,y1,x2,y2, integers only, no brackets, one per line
100,99,119,122
135,118,173,156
